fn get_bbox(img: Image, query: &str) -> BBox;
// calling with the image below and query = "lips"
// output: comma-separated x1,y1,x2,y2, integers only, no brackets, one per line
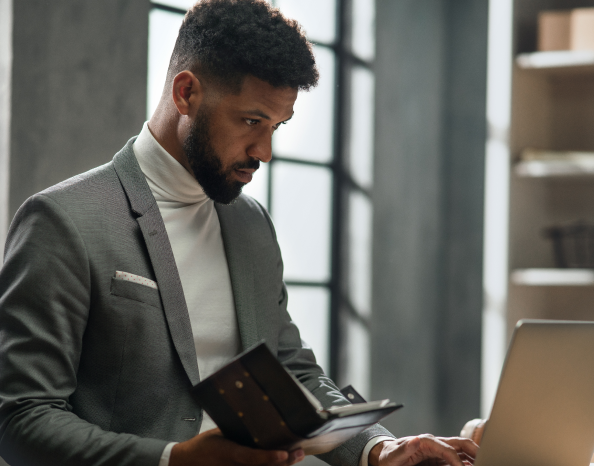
234,168,255,183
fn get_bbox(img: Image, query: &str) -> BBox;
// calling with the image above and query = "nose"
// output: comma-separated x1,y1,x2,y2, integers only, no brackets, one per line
247,130,272,163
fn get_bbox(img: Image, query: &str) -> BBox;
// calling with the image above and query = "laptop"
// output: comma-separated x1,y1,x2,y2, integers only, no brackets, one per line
476,320,594,466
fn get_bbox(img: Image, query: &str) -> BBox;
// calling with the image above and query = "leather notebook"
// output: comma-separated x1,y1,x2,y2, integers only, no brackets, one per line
193,343,402,455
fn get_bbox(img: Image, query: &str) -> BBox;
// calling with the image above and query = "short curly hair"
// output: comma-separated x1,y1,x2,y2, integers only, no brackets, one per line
167,0,319,92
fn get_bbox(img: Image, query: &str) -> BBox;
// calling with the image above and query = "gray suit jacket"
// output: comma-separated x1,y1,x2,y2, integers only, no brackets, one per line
0,139,392,466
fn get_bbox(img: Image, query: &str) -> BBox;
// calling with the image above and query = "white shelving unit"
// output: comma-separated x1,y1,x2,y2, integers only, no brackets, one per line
515,159,594,177
507,40,594,337
516,50,594,73
482,0,594,420
511,268,594,286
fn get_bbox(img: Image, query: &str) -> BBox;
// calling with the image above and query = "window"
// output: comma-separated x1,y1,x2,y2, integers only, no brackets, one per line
148,0,375,396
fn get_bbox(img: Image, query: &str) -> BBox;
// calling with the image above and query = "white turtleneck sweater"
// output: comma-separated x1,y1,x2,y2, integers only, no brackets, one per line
132,123,390,466
133,122,241,463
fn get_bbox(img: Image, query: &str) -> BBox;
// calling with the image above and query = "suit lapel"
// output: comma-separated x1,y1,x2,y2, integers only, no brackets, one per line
215,203,259,351
113,139,200,386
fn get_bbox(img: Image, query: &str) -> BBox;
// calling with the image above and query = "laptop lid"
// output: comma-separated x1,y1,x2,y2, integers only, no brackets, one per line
476,320,594,466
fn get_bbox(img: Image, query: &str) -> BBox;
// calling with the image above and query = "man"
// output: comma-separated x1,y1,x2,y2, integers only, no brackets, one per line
0,1,477,465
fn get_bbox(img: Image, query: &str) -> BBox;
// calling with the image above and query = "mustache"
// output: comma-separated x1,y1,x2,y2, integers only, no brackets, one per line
232,159,260,171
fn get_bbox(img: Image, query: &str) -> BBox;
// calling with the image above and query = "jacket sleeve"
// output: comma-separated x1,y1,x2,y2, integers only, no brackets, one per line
256,202,395,466
0,194,167,466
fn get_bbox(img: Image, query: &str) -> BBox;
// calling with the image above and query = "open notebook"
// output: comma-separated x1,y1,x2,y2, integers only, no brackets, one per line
193,342,401,455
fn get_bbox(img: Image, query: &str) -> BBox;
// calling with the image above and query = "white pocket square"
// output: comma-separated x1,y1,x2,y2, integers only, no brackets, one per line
114,271,158,290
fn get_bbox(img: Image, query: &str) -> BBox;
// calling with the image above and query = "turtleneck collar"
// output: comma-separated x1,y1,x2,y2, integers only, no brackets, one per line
133,122,209,205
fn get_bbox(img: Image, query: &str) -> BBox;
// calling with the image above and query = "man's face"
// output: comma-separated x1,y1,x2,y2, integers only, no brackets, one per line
183,75,298,204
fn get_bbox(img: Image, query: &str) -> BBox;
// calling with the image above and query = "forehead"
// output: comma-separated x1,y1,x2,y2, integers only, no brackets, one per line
217,75,298,116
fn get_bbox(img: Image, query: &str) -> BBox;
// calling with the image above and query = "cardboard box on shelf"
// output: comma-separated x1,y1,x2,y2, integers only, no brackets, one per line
572,8,594,51
538,10,570,51
538,8,594,51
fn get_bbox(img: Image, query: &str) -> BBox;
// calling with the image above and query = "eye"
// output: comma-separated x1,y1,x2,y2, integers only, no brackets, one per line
273,121,287,130
245,118,259,126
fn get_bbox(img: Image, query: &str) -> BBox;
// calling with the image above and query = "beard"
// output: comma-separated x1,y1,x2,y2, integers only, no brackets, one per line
183,109,259,205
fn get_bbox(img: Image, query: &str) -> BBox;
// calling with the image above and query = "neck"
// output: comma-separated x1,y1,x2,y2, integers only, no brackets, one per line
148,101,193,173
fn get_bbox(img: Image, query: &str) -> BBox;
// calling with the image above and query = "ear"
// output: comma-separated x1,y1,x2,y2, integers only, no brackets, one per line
172,70,203,116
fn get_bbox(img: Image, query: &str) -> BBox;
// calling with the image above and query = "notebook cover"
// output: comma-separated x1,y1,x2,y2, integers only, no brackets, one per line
193,342,401,453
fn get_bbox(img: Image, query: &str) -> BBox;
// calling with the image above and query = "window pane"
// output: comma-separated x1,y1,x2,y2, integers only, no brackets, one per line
271,162,332,282
351,0,375,61
341,315,370,400
148,9,184,119
349,66,375,188
348,191,372,318
241,162,269,209
286,285,330,374
272,46,335,163
274,0,336,44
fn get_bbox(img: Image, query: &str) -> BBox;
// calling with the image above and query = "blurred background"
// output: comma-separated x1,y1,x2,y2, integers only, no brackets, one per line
2,1,594,461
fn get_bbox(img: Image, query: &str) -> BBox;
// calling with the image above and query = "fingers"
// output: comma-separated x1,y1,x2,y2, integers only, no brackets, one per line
413,435,467,466
232,446,289,465
232,445,305,466
288,448,305,465
173,429,304,466
372,436,477,466
436,437,478,461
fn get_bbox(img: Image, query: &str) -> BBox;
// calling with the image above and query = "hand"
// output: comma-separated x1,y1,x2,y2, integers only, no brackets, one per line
170,428,305,466
369,435,478,466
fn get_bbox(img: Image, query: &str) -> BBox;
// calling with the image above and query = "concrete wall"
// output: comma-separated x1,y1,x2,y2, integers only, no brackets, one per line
7,0,150,223
0,0,10,459
1,0,149,460
0,0,12,250
371,0,488,437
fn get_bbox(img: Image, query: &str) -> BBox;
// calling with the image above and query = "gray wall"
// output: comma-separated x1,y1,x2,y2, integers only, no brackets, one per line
0,0,12,249
371,0,488,437
7,0,150,221
0,0,11,457
1,1,149,463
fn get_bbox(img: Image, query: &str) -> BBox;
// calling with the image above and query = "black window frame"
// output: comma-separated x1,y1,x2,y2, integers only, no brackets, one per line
149,0,375,384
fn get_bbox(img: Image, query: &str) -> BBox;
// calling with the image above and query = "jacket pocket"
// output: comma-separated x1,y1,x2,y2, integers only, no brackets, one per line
110,277,163,310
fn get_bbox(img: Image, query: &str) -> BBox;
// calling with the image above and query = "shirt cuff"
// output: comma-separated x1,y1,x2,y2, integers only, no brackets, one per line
159,442,178,466
359,436,396,466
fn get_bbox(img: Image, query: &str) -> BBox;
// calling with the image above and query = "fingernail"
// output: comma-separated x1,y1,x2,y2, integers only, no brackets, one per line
295,450,305,459
277,451,289,461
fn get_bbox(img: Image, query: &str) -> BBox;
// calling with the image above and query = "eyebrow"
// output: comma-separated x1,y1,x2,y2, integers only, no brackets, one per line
246,110,294,123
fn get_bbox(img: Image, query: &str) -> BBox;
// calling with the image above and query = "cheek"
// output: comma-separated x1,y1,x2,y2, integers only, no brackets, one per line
212,132,247,169
210,116,238,146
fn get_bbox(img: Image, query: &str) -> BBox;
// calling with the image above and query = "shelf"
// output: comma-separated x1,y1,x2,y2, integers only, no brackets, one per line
516,150,594,177
511,268,594,286
515,159,594,177
516,50,594,76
